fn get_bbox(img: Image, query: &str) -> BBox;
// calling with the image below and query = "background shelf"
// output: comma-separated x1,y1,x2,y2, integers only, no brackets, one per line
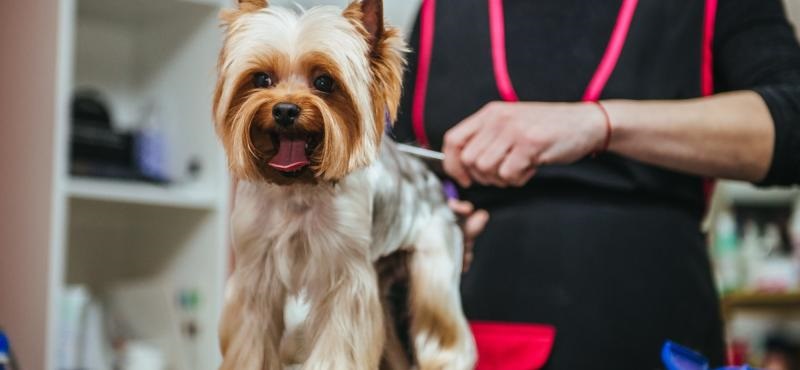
716,181,800,206
723,292,800,311
67,177,218,210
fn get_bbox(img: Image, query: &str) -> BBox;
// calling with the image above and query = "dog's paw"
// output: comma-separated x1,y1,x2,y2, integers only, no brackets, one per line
415,332,477,370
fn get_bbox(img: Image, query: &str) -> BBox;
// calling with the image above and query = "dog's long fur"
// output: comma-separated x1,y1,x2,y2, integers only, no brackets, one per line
214,1,476,369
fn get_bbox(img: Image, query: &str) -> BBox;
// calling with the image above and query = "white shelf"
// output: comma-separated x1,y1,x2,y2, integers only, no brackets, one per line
717,181,800,206
67,177,218,210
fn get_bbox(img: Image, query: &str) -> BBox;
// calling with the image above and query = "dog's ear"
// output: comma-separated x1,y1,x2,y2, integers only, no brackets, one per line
345,0,384,49
220,0,266,25
360,0,384,45
238,0,268,11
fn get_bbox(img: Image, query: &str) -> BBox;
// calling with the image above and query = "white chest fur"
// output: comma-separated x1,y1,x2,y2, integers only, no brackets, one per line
220,142,475,370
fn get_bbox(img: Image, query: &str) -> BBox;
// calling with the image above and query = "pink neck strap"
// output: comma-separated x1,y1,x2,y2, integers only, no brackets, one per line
583,0,639,101
411,0,437,148
702,0,718,96
488,0,519,102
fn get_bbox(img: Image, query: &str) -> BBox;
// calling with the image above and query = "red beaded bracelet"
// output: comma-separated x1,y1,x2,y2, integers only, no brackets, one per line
591,101,612,156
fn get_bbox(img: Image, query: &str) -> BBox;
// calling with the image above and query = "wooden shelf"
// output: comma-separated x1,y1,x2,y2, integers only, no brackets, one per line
67,177,218,210
717,181,799,206
722,292,800,318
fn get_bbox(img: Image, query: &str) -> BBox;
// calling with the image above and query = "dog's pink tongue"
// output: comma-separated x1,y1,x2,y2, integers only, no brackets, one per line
268,137,309,172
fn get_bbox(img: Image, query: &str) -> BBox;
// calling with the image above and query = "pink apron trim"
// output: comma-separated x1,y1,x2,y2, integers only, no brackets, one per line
470,321,556,370
488,0,519,102
582,0,639,102
411,0,436,148
702,0,718,204
701,0,718,96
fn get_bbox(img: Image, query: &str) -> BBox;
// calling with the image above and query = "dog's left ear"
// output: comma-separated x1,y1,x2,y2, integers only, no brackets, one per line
346,0,384,49
239,0,268,11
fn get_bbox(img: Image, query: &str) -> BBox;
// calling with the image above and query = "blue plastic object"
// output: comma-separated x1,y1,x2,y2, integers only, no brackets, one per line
663,341,709,370
0,330,9,370
661,341,758,370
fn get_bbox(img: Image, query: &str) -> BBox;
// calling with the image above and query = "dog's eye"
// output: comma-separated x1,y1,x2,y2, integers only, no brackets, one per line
313,75,334,93
253,72,273,88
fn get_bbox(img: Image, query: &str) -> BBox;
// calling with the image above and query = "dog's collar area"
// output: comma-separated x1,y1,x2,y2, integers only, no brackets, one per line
383,106,393,137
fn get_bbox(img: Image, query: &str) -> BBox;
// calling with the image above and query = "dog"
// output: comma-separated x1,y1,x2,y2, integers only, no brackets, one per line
213,1,476,369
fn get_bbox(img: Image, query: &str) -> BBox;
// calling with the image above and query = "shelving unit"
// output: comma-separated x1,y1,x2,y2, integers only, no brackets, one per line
61,0,230,368
67,177,218,210
709,179,800,365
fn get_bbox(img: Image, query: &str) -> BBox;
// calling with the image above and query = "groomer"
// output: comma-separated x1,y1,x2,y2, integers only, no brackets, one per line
393,0,800,368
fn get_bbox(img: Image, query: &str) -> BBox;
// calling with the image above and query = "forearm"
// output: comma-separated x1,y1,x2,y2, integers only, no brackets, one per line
602,91,774,182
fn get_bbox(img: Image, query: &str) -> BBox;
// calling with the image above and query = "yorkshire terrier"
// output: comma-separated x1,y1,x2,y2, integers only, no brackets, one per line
213,0,476,369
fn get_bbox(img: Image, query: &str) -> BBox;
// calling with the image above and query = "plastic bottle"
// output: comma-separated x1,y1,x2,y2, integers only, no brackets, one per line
714,211,740,294
789,199,800,287
739,221,763,290
135,103,171,183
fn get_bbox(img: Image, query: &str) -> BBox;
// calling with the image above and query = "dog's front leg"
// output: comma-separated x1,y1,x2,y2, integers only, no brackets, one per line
219,270,286,370
409,217,477,370
302,261,385,370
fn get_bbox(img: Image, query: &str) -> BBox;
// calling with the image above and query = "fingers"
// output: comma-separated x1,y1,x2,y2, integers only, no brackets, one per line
460,125,500,169
461,127,502,186
498,147,536,187
448,198,474,216
464,209,490,240
443,111,486,187
472,127,515,186
461,209,489,273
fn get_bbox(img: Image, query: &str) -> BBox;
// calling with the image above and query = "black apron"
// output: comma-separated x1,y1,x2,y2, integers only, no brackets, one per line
393,0,726,369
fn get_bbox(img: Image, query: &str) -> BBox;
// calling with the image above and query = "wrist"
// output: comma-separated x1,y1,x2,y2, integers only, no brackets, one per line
593,102,612,155
582,101,612,155
597,100,627,153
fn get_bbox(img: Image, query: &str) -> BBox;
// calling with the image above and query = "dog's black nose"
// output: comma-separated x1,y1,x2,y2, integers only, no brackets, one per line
273,103,301,127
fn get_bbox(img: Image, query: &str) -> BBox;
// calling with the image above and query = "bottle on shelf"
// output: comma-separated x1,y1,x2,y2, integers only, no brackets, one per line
791,200,800,284
714,210,741,294
739,220,764,290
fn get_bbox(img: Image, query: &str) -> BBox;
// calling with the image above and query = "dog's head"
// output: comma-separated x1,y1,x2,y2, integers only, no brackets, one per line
213,0,406,185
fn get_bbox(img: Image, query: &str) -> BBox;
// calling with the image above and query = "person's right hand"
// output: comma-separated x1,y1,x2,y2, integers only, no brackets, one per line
442,101,608,188
448,199,489,272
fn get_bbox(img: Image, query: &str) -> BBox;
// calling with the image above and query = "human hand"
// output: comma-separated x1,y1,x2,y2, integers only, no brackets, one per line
442,101,608,187
448,199,489,272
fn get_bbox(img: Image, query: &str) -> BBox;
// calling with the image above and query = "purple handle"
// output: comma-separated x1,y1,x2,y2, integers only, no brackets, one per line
443,180,459,200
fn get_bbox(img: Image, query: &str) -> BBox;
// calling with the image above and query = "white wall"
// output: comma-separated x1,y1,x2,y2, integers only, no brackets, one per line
0,0,64,369
786,0,800,36
269,0,421,34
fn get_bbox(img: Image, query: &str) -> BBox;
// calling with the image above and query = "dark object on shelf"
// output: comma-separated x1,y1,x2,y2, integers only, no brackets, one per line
763,334,799,370
70,90,166,183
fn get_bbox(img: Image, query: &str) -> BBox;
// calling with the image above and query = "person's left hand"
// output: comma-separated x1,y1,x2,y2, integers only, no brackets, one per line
448,199,489,272
442,101,608,188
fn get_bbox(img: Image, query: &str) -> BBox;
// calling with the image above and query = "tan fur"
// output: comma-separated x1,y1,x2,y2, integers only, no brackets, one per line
214,1,475,369
341,2,407,140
